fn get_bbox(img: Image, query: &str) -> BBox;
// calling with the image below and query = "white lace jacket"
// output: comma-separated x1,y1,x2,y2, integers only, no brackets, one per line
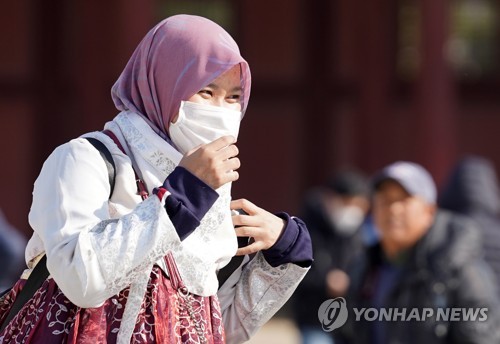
25,112,308,343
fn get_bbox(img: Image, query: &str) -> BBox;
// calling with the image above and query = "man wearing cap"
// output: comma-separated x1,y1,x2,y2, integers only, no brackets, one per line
336,161,500,344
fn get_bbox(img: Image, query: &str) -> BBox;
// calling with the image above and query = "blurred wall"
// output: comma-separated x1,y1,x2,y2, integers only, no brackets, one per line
2,0,500,236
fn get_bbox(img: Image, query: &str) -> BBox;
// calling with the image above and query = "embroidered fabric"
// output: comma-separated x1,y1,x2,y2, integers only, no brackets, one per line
0,266,225,343
218,252,308,343
85,112,237,342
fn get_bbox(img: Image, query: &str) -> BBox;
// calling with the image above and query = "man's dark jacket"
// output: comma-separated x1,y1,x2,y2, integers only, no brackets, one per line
439,156,500,300
337,211,500,344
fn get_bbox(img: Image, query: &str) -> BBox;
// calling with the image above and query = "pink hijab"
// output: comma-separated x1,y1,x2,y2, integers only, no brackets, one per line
111,14,251,139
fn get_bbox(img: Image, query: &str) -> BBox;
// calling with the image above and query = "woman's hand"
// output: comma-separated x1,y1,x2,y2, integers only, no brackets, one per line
230,199,286,256
178,136,240,190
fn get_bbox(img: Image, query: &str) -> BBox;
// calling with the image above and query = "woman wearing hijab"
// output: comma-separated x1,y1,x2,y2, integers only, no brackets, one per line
0,14,312,344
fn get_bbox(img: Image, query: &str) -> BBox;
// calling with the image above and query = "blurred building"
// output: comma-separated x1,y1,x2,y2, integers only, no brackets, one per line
1,0,500,235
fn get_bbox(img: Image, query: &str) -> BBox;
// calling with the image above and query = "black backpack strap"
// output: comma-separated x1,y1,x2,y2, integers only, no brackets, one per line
84,137,116,199
0,137,116,333
0,256,49,333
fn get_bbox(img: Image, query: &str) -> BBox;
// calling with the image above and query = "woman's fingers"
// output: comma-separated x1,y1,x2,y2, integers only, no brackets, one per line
234,224,260,237
223,156,241,172
205,135,236,151
178,136,240,189
230,198,260,216
231,211,259,228
231,198,286,256
225,170,240,184
218,143,239,161
236,241,263,256
233,222,280,255
234,226,262,256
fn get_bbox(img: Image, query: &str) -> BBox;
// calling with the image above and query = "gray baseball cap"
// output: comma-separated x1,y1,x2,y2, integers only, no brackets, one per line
373,161,437,204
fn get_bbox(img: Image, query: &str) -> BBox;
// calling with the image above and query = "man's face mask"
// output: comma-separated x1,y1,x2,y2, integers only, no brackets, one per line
328,205,366,235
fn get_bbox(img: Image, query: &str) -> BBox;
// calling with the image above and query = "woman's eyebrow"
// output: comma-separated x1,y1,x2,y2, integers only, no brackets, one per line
204,83,242,93
205,83,218,89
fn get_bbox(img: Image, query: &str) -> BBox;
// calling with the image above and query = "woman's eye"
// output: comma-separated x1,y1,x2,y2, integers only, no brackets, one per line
227,94,241,103
199,90,212,97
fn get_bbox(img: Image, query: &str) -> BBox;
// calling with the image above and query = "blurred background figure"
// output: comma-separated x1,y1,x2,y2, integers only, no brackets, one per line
0,210,26,293
439,155,500,298
292,168,370,344
337,161,500,344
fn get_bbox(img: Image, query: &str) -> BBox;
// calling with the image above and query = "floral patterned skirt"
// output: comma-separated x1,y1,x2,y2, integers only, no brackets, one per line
0,266,225,343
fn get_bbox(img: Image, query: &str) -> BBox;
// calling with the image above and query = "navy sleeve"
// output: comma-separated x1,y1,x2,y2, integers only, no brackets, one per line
262,212,313,268
158,166,219,241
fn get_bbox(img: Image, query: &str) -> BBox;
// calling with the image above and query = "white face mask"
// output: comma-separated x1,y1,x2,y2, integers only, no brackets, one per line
169,101,242,155
328,205,365,236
